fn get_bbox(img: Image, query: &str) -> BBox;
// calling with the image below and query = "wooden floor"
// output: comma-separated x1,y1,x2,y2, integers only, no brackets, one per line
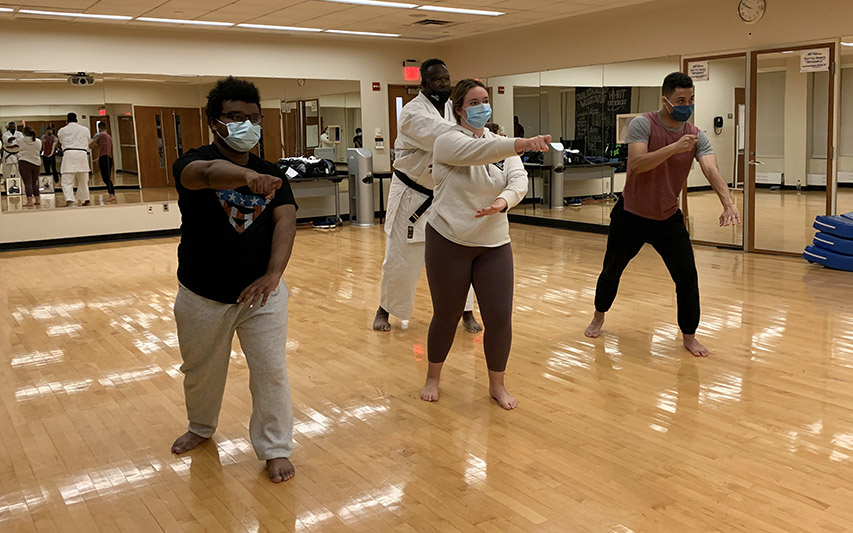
1,187,176,213
2,223,853,531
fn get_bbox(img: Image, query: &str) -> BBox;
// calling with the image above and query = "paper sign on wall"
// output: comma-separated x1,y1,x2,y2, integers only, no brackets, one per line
688,61,710,82
800,48,830,72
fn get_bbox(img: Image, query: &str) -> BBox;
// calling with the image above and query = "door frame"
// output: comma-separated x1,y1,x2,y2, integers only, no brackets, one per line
747,42,837,254
680,52,749,249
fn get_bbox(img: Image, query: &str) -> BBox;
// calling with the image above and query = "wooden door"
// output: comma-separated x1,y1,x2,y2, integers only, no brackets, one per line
163,107,203,184
117,115,138,173
387,85,419,156
134,106,169,188
282,101,299,157
261,108,283,162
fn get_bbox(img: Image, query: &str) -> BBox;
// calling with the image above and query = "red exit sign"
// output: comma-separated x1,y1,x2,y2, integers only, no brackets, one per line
372,82,381,91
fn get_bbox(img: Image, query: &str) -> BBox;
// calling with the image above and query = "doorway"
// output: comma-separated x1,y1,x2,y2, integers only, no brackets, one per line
748,43,836,254
135,106,202,189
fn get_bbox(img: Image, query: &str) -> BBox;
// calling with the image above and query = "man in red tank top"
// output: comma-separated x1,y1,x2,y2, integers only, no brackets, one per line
584,72,740,357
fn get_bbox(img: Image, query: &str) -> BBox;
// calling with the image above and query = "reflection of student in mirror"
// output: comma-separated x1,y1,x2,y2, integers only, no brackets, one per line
18,126,42,207
513,115,524,137
41,127,60,183
2,122,23,180
353,128,362,148
91,122,117,203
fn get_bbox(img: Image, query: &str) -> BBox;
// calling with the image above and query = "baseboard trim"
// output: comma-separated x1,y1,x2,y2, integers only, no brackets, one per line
0,229,181,252
508,213,609,234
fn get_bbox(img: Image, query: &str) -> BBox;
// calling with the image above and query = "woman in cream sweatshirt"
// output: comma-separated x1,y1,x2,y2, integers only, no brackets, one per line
420,78,551,410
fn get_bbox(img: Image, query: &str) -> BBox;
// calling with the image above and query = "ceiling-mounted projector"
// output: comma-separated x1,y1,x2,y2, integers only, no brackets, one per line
68,72,95,86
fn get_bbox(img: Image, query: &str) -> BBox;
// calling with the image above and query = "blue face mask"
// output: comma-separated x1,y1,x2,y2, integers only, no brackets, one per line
216,119,261,152
464,103,492,129
665,97,694,122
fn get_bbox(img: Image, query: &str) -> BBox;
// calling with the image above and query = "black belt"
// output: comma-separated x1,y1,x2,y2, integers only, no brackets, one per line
64,148,88,151
394,169,433,224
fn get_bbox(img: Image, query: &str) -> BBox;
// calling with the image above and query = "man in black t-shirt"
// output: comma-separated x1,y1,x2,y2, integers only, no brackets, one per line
169,77,298,483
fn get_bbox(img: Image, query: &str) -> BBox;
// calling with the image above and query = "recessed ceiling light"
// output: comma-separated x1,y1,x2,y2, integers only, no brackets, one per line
325,29,400,37
237,23,323,32
417,5,503,16
18,9,133,20
323,0,418,8
136,17,234,26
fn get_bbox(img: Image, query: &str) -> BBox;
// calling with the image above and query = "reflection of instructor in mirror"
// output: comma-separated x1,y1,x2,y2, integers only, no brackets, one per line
353,128,362,148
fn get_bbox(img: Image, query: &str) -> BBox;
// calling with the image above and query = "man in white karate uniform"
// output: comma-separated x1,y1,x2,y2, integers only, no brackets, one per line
373,58,480,333
56,113,92,207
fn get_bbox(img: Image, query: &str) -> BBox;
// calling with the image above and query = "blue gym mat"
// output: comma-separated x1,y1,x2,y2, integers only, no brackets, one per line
813,215,853,240
804,245,853,272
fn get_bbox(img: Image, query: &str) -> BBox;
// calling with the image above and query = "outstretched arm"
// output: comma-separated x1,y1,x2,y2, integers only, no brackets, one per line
697,154,740,227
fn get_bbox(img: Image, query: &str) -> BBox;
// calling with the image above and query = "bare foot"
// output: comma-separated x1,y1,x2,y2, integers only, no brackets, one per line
171,431,208,454
266,457,295,483
584,311,605,338
489,384,519,410
683,334,710,357
420,377,440,402
373,306,391,331
462,311,483,333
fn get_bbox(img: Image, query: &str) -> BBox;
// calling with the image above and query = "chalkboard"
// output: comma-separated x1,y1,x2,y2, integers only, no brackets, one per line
575,87,632,156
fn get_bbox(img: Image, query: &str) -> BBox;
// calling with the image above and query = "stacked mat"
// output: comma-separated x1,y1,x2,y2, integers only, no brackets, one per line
804,212,853,271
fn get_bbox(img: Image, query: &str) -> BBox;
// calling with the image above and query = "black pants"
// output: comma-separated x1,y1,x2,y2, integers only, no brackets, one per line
42,155,58,181
98,156,115,195
594,197,700,335
425,224,514,372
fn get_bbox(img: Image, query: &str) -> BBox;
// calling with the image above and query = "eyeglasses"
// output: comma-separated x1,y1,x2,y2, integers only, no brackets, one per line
219,111,264,125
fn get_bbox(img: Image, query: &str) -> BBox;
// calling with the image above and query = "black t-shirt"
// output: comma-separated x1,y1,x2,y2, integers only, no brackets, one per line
172,144,298,304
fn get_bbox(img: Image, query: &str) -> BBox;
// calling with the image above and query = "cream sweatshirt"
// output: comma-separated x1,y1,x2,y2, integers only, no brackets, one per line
429,125,528,247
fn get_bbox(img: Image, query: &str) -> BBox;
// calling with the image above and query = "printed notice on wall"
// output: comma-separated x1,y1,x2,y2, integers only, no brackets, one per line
800,48,830,72
688,61,710,82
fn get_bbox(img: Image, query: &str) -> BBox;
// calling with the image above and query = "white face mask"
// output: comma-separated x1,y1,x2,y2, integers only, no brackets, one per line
216,119,261,152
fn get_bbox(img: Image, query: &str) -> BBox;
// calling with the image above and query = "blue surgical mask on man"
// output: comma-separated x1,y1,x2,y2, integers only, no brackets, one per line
664,97,694,122
464,103,492,129
216,119,261,152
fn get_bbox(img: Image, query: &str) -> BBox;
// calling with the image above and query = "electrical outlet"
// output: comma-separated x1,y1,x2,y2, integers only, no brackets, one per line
147,205,154,214
163,203,169,212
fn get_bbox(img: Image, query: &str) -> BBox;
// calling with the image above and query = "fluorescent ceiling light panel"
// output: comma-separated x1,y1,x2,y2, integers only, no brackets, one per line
136,17,234,26
0,7,14,13
842,42,853,47
19,9,133,20
417,5,504,15
325,29,400,37
323,0,418,8
25,78,69,81
237,23,322,32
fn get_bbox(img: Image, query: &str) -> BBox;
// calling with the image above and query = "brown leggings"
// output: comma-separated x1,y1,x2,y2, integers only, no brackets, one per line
425,224,514,372
19,160,40,197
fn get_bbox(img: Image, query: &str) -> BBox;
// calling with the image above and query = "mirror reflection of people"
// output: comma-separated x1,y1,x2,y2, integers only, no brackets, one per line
513,115,524,138
56,113,92,207
169,76,298,484
353,128,362,148
584,72,741,357
319,127,334,148
41,127,60,182
2,121,23,180
420,78,550,410
90,122,117,203
18,126,43,208
373,58,481,333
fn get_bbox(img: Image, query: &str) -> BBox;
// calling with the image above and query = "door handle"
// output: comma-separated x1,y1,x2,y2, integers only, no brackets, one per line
748,160,765,166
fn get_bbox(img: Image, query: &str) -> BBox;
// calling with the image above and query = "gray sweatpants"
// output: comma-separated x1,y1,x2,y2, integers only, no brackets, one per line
173,282,293,460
